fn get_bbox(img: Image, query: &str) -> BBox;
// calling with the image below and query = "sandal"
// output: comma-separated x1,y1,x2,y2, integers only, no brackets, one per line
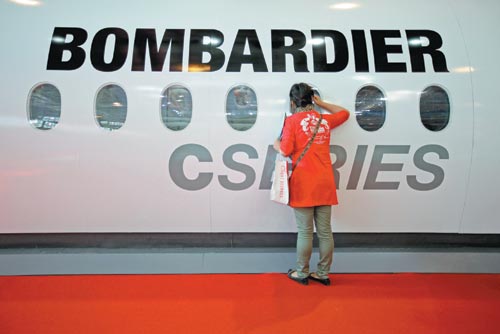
287,269,308,285
308,273,331,286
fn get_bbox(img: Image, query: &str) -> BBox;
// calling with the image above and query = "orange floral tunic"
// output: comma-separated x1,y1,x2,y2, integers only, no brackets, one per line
280,109,349,208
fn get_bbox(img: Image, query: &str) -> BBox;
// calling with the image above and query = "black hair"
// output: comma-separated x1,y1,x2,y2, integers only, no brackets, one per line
289,83,314,109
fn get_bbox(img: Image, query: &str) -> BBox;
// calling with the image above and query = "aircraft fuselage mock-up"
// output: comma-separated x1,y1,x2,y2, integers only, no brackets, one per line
0,0,499,234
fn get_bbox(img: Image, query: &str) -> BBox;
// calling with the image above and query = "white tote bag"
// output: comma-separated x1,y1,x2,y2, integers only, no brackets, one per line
270,154,290,205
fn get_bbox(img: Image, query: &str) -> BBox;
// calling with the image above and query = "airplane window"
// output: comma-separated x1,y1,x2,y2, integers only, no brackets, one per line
226,85,257,131
95,84,127,131
161,85,192,131
420,86,450,131
28,83,61,130
355,85,386,131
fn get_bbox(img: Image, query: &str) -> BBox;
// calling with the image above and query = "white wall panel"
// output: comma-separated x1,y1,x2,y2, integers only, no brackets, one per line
450,0,500,233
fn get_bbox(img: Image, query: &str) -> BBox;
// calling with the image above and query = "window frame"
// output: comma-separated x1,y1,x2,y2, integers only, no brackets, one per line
94,83,128,131
160,83,193,131
419,84,451,132
27,82,62,131
225,83,258,131
354,84,387,132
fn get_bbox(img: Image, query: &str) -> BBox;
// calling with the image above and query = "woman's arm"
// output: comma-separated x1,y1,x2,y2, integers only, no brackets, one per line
313,95,349,115
274,116,295,157
273,138,286,156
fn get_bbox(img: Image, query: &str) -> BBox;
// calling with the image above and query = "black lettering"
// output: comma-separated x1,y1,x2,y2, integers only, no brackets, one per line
188,29,225,72
352,30,369,72
406,30,449,72
227,30,268,72
47,27,449,74
90,28,129,72
132,29,184,72
311,30,348,72
371,30,407,72
271,30,308,72
47,27,88,70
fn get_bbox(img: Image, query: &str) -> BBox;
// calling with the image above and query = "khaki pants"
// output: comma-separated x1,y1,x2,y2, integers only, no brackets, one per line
293,206,334,279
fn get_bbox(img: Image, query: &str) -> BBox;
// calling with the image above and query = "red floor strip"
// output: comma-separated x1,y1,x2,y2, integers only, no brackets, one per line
1,273,499,334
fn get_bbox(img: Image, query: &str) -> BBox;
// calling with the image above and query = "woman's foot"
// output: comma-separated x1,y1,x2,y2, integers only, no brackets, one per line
308,273,331,286
287,269,308,285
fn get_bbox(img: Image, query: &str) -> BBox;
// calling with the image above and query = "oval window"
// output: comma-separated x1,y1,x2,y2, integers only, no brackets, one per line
95,84,127,131
28,83,61,130
420,86,450,131
226,85,257,131
355,86,386,131
161,85,192,131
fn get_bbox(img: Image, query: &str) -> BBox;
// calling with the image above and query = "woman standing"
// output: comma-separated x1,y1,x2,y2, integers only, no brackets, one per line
274,83,350,286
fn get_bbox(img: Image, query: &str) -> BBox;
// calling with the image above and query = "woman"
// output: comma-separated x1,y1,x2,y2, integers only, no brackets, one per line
274,83,350,286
